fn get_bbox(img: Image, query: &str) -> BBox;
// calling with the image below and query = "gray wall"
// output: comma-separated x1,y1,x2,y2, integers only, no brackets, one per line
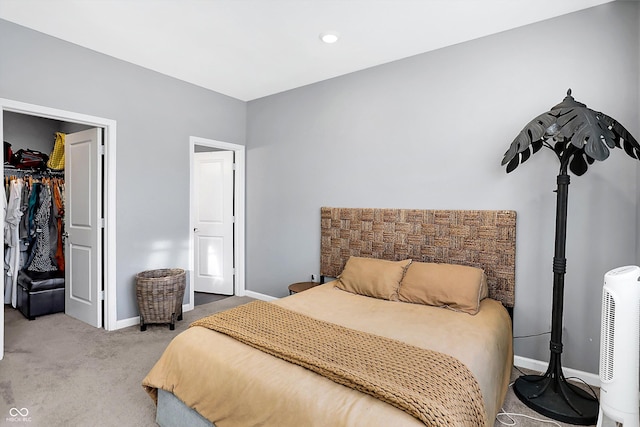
3,112,94,157
3,111,62,154
246,1,640,374
0,18,246,320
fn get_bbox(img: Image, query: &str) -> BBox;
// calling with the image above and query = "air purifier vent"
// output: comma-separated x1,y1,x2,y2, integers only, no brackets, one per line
596,265,640,427
600,288,616,382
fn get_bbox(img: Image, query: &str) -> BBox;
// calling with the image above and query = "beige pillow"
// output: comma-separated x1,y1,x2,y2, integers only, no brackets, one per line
336,256,412,300
398,262,487,314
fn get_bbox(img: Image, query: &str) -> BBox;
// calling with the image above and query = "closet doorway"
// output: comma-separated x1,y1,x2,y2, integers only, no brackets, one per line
188,136,245,310
0,98,117,361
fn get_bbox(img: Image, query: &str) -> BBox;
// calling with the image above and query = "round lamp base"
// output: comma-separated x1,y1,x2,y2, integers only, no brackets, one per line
513,375,598,425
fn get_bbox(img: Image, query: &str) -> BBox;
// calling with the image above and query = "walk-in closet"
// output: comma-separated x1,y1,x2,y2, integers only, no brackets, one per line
3,111,92,321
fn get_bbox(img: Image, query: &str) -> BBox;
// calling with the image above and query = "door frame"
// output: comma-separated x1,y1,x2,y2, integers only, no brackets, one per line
0,98,117,360
188,136,245,310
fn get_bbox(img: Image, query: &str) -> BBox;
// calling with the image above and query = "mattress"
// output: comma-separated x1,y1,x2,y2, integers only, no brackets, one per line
143,282,513,426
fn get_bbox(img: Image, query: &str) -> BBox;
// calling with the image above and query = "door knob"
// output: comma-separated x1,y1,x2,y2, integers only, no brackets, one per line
193,228,199,232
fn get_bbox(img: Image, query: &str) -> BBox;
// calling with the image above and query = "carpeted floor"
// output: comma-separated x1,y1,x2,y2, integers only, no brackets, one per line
1,299,599,427
1,297,253,427
498,369,600,427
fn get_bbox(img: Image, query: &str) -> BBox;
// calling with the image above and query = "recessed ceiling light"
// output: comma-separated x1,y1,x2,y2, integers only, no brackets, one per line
319,32,340,44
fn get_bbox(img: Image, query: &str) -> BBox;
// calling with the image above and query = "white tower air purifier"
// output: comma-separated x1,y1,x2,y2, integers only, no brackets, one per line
597,265,640,427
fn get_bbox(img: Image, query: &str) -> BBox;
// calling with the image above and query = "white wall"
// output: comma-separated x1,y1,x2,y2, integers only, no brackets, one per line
246,2,640,374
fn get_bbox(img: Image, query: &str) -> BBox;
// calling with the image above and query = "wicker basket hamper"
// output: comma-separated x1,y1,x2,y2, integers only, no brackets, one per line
136,268,186,331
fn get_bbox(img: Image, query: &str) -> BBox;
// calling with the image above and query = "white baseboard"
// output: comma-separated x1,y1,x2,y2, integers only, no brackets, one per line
514,355,600,387
113,303,191,331
114,316,139,330
244,290,278,302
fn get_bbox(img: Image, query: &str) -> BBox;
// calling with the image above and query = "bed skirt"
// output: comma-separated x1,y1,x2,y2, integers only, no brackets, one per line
156,389,215,427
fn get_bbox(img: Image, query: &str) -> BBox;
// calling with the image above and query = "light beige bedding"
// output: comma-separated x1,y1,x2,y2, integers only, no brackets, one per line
143,282,513,427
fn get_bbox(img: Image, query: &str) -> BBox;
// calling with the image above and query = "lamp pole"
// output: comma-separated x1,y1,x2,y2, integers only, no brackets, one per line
513,145,598,425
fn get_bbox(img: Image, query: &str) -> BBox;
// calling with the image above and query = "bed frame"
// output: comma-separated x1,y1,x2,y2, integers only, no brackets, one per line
320,207,516,310
155,207,517,427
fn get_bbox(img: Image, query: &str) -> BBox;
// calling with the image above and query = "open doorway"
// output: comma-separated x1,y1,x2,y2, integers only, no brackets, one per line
188,136,245,312
0,98,117,360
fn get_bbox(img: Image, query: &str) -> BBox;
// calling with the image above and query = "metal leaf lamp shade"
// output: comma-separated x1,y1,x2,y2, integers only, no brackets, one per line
501,89,640,425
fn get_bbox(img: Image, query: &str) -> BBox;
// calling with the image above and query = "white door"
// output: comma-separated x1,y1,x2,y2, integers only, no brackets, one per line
65,128,102,327
193,151,234,295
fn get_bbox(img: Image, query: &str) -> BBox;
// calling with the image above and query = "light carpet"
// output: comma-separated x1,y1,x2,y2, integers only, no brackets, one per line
1,299,598,427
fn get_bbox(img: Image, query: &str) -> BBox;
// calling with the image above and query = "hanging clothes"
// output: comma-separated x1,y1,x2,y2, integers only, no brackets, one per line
51,180,64,271
3,171,65,305
3,184,8,305
26,184,57,272
22,181,41,269
4,178,24,307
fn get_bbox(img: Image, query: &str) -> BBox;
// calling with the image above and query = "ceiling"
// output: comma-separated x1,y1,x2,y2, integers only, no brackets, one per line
0,0,616,101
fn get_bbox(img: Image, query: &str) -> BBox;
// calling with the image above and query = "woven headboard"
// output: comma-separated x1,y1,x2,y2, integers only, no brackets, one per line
320,207,516,308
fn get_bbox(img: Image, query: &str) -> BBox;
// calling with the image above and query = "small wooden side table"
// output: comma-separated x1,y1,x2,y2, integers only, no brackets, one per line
288,281,318,295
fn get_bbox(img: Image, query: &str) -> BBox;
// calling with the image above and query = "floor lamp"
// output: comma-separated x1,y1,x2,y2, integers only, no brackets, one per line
501,89,640,425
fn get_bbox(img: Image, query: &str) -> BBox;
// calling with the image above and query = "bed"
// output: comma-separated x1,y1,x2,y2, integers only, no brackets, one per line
143,207,516,427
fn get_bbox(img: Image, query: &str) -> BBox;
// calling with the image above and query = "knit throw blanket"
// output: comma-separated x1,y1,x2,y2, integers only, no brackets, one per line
191,301,487,427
